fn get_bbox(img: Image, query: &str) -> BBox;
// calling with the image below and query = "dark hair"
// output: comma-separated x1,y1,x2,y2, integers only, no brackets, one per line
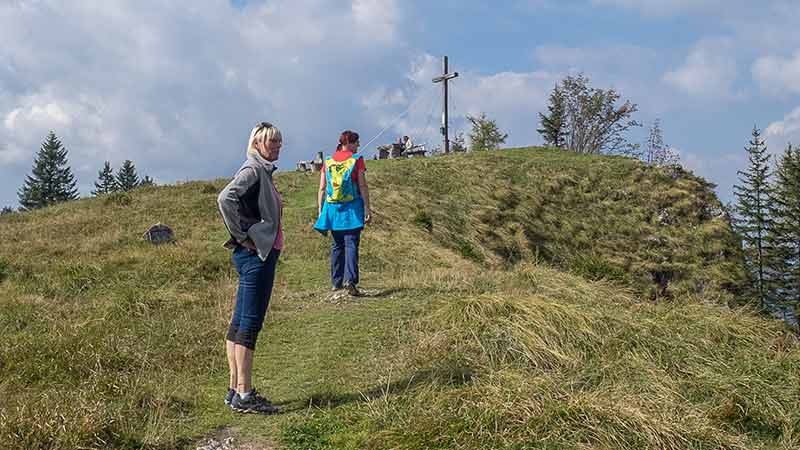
336,130,360,150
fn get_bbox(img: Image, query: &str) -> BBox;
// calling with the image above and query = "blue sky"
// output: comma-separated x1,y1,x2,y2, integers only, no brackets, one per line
2,0,800,208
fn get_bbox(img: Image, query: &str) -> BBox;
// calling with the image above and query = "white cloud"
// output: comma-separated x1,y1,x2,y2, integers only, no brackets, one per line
766,106,800,150
662,39,740,99
0,0,409,206
753,51,800,96
352,0,399,42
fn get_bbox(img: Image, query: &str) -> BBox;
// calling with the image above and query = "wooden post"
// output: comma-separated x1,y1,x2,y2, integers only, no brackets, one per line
432,56,458,154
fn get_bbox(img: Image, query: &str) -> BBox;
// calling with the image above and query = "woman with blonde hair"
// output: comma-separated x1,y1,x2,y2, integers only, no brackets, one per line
217,122,284,414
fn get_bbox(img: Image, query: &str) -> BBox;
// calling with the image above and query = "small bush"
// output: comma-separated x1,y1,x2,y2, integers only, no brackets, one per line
104,192,133,207
0,258,8,283
412,209,433,232
453,238,483,263
570,253,628,283
200,183,218,194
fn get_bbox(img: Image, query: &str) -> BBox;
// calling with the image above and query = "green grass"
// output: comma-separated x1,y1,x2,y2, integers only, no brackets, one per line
1,147,797,450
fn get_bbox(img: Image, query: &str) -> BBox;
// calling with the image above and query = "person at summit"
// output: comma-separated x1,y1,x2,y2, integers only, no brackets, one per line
314,130,371,296
217,122,284,415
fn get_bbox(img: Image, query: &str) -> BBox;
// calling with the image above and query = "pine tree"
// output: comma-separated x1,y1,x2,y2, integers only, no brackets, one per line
467,113,508,151
732,126,773,308
18,131,79,210
766,144,800,314
643,119,680,166
451,132,467,153
537,84,567,148
92,161,117,195
139,175,155,187
116,160,140,192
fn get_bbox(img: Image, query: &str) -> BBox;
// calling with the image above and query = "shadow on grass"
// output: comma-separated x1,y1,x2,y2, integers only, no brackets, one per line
273,368,472,413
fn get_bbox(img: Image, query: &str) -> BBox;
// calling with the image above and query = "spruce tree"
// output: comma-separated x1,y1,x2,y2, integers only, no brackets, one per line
18,131,79,210
732,126,773,308
766,144,800,312
643,119,680,166
467,113,508,151
451,132,467,153
92,161,117,195
139,175,155,187
116,160,140,192
537,83,567,148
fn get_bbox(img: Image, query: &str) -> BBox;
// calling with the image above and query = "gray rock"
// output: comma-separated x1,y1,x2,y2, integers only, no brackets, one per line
143,223,174,244
196,437,235,450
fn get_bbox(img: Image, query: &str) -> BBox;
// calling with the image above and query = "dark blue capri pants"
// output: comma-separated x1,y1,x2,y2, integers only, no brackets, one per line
226,246,280,350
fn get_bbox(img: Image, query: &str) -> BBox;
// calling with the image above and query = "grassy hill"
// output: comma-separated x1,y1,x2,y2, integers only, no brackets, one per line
1,147,797,450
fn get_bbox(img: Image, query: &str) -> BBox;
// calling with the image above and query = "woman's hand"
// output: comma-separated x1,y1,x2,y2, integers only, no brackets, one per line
241,239,257,251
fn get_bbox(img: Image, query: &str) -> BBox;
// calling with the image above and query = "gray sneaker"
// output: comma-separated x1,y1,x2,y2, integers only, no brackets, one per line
230,389,279,415
224,388,235,406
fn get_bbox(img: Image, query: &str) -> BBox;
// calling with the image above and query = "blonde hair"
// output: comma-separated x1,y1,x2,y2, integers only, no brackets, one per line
246,122,282,157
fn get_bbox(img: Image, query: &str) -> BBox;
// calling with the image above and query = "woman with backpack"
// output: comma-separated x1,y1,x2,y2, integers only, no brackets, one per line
314,130,371,296
217,122,284,415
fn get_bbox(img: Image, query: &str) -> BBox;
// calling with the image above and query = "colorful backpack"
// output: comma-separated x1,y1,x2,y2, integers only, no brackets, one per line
325,154,361,203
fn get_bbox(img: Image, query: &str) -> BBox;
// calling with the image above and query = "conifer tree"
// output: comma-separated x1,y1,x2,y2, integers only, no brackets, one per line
139,175,155,187
116,160,140,192
766,143,800,311
732,126,773,308
92,161,117,195
643,119,680,166
537,84,567,148
467,113,508,151
451,132,467,153
18,131,79,210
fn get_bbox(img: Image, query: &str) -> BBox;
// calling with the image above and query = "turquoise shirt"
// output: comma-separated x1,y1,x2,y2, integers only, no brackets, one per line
313,154,365,233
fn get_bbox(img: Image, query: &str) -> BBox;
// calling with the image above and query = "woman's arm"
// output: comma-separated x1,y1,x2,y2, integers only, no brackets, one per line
357,170,371,224
317,169,326,215
218,167,258,244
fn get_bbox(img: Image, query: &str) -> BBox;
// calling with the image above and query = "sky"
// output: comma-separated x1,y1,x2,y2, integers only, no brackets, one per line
2,0,800,208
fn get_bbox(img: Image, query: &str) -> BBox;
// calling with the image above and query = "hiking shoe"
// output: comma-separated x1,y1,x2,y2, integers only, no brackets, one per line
224,388,235,406
345,283,360,297
230,389,279,415
332,285,343,291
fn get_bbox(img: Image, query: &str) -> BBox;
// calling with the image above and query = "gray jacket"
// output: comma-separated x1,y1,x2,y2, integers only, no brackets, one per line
217,153,281,261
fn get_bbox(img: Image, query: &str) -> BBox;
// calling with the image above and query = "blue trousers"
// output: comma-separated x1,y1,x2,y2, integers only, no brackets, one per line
331,228,361,288
226,246,279,350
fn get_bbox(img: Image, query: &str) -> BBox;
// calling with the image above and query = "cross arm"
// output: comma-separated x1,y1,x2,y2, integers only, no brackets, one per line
432,72,459,83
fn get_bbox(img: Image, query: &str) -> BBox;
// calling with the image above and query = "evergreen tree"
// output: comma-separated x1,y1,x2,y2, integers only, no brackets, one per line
643,119,680,166
451,132,467,153
732,126,773,308
766,143,800,312
537,84,567,148
92,161,117,195
18,131,79,210
139,175,155,187
467,113,508,151
116,160,140,192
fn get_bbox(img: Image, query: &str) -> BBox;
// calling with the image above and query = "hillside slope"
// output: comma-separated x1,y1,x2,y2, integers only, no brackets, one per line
1,147,797,450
